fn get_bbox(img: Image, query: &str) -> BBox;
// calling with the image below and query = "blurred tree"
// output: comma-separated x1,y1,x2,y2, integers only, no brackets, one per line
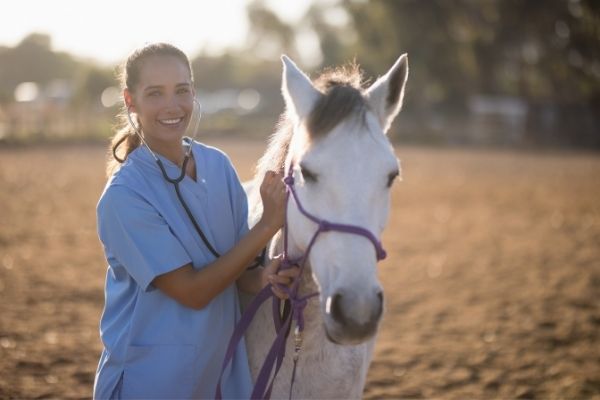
72,66,117,109
191,52,282,104
245,0,600,146
0,33,81,103
304,2,353,68
340,0,600,108
246,0,296,60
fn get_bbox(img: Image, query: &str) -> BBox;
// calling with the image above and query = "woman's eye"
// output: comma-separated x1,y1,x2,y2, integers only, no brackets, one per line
177,88,190,94
148,91,161,97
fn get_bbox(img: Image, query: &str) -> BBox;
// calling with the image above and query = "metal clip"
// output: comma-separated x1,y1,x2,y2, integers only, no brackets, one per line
293,325,303,362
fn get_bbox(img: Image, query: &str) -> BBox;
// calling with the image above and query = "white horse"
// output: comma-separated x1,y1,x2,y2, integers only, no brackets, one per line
243,54,408,399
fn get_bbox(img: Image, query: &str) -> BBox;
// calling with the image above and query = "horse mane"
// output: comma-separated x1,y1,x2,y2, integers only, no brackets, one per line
254,62,367,183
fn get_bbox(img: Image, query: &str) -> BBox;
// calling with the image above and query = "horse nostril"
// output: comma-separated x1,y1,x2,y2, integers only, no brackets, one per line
327,293,346,325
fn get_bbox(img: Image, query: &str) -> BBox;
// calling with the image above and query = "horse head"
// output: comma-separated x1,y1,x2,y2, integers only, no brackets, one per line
279,55,408,345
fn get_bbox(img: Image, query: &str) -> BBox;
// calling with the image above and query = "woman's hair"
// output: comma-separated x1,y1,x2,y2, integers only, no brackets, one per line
106,43,194,177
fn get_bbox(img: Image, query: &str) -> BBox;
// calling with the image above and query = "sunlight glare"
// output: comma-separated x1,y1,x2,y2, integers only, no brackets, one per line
14,82,39,102
101,87,121,108
237,89,261,111
0,0,254,65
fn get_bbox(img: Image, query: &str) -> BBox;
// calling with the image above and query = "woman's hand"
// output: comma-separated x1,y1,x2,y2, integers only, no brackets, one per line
262,256,301,300
258,170,286,234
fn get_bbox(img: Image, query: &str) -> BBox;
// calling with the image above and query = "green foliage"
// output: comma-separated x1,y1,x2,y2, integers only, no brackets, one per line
244,0,600,146
72,66,117,108
0,33,82,103
339,0,599,108
0,33,116,107
246,0,599,105
2,1,599,147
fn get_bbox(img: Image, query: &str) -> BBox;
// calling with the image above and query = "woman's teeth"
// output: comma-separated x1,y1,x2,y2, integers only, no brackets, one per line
160,118,183,125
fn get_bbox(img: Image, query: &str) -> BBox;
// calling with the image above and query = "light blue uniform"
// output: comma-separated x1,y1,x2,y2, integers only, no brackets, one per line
93,139,253,399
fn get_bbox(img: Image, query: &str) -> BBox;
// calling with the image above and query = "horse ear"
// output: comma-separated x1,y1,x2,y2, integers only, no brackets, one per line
281,55,321,121
366,54,409,133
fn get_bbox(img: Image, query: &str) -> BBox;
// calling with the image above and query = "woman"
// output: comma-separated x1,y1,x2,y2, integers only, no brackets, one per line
93,43,296,399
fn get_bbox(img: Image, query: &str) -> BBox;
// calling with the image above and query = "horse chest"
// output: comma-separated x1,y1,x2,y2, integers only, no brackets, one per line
285,340,372,399
244,299,374,399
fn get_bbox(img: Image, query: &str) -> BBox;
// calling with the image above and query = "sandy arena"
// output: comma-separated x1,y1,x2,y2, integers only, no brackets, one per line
0,138,599,399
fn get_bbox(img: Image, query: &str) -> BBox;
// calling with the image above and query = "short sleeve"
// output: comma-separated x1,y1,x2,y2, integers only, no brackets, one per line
97,185,192,291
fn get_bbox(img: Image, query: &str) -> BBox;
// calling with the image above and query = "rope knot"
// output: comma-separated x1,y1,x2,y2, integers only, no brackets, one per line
318,220,332,232
291,297,309,331
283,176,295,186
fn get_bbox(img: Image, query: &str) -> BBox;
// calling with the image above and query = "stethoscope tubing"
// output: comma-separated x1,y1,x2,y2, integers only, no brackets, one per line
155,156,221,259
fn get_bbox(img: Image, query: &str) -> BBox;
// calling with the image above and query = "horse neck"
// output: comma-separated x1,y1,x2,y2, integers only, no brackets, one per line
254,116,293,183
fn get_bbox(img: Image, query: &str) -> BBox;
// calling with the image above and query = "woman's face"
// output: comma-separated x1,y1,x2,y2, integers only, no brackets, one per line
127,55,194,145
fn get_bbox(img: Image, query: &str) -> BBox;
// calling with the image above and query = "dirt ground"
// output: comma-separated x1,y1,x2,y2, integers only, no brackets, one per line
0,138,599,399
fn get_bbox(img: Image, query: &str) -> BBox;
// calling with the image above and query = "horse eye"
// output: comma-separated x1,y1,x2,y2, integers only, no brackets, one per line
387,170,399,187
300,164,318,183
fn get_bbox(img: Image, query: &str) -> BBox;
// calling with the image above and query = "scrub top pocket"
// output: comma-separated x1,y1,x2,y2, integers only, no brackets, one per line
121,344,199,399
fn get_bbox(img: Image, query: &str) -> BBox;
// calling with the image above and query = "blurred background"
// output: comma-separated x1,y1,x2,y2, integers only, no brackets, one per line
1,0,598,148
1,1,599,399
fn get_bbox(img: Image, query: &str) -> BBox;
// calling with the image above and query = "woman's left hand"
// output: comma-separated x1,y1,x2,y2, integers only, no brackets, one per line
262,255,301,300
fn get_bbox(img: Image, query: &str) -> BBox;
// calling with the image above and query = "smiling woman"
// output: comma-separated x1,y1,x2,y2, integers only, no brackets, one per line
93,43,298,399
122,52,196,166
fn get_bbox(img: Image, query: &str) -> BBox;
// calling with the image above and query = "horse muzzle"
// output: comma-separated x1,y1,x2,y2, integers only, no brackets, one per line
323,289,384,345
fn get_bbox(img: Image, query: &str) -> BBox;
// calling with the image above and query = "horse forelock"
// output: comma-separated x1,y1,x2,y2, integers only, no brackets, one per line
255,63,369,181
308,63,368,138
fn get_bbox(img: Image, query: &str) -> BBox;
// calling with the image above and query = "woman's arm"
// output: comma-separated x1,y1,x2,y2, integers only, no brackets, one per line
153,220,277,309
152,171,287,309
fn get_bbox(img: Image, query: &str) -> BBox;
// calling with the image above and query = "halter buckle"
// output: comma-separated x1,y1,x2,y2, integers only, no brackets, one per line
293,326,303,362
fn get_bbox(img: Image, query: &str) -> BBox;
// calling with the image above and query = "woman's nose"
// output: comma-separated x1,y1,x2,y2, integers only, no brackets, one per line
163,95,184,112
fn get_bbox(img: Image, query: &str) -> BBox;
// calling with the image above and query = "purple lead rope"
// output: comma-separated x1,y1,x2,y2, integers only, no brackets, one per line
215,164,386,400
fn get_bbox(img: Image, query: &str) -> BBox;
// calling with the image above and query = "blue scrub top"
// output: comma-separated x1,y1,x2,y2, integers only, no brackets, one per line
93,139,253,399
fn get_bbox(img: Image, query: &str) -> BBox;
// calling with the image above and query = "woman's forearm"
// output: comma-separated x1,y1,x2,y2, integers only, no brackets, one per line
152,219,277,309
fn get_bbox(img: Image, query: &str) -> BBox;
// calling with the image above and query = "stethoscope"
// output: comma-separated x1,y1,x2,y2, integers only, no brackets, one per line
125,99,265,267
126,99,221,258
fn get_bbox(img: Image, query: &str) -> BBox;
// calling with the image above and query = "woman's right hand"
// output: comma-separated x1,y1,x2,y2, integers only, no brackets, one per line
258,170,286,233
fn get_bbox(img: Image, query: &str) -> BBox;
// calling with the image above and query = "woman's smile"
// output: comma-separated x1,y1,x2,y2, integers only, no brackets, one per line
159,117,184,126
157,116,187,131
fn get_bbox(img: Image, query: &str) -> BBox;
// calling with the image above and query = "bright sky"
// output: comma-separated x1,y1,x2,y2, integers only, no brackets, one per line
0,0,311,66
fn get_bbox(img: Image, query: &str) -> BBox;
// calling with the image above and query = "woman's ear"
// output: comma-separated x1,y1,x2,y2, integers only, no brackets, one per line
124,89,134,111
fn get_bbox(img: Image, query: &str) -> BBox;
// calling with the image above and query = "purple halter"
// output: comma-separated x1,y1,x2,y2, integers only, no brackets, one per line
215,163,387,400
282,164,387,263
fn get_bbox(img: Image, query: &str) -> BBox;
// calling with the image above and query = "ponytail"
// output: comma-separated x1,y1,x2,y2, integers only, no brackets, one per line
105,109,142,177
